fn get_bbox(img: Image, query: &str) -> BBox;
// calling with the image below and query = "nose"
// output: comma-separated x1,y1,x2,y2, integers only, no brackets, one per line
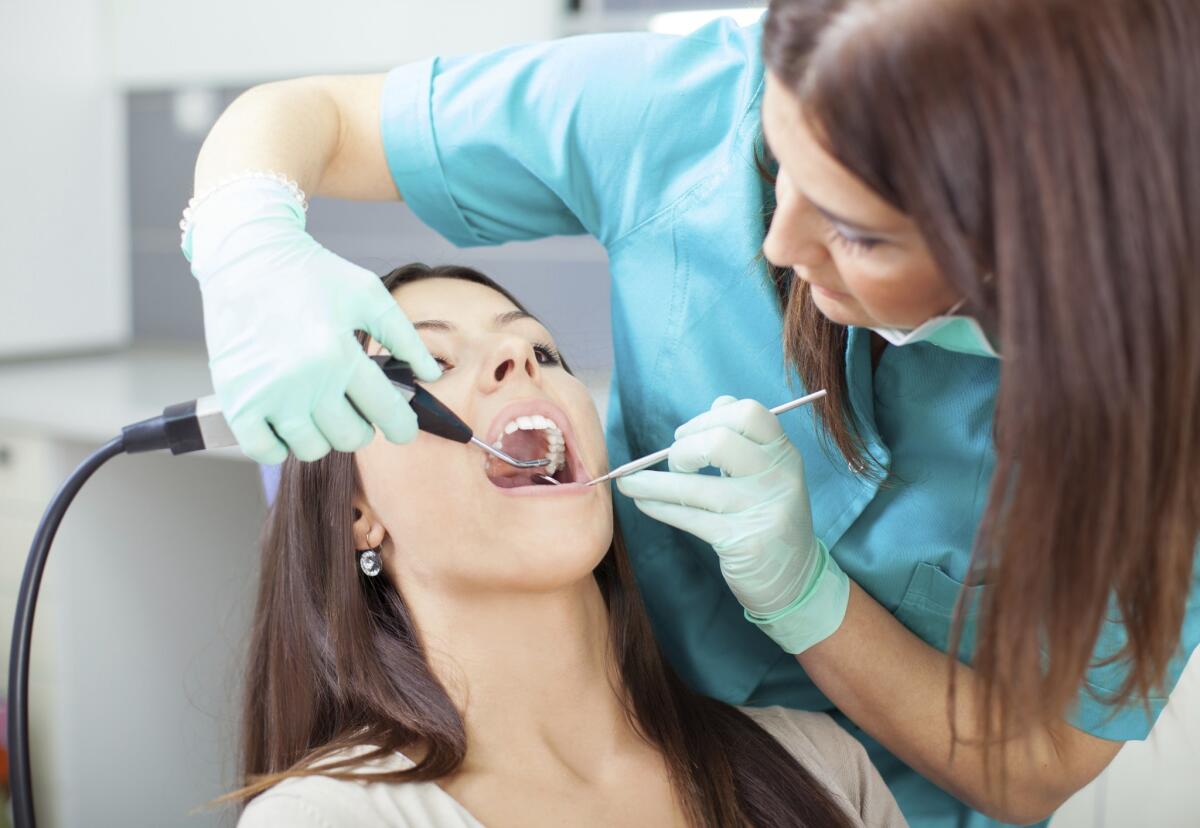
762,173,830,270
478,335,541,394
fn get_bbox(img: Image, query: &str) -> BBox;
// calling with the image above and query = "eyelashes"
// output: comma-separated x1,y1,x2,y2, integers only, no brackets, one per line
428,341,562,373
532,342,562,366
824,223,882,255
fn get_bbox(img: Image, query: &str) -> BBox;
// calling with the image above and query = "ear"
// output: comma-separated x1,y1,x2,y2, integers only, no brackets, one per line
351,496,386,550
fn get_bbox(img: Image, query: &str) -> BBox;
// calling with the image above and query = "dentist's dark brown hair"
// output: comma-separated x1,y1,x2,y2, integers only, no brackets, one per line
764,0,1199,753
229,264,854,827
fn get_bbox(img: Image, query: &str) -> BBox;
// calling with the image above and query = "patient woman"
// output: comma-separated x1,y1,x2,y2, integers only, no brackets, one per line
233,263,904,827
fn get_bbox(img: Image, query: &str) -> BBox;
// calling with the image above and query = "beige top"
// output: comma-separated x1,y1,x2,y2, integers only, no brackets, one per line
238,706,907,827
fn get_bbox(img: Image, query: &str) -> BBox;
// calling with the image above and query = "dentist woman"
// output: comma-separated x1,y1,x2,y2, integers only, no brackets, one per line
183,0,1200,825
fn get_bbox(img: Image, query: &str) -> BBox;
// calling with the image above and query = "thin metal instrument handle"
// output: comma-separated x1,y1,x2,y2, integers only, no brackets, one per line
471,437,550,469
587,389,827,486
767,389,828,417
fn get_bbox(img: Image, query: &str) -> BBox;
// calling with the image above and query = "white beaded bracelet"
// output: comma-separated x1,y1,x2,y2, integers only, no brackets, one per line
178,170,309,243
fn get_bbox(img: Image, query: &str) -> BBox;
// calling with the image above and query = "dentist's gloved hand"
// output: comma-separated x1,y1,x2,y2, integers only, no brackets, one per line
616,396,849,654
183,176,441,464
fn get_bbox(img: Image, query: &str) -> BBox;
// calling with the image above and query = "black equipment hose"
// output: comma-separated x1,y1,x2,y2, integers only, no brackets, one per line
8,436,125,828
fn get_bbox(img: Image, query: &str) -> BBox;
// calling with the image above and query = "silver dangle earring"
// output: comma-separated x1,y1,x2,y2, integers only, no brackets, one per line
358,545,383,577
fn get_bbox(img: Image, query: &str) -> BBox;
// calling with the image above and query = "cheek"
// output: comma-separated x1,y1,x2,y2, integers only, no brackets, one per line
359,416,614,594
572,393,609,475
836,253,955,327
355,433,481,563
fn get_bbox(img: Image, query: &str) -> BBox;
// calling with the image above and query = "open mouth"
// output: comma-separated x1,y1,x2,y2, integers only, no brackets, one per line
483,405,583,490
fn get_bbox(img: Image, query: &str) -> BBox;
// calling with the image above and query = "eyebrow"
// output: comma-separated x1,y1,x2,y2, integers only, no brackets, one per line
412,310,537,332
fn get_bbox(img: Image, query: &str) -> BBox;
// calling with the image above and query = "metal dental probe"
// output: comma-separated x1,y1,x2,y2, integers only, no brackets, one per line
359,357,550,468
363,355,551,469
585,389,828,486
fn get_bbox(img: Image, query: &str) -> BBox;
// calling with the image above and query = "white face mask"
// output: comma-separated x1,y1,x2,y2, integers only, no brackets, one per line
870,299,1001,358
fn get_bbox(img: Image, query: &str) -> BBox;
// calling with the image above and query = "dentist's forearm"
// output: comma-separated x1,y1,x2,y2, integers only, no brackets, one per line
797,582,1121,824
194,74,397,201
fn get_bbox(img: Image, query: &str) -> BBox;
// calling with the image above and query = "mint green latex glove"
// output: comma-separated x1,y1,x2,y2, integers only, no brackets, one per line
616,396,849,654
183,177,441,464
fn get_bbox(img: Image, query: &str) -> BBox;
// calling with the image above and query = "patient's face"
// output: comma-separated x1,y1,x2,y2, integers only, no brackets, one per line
354,277,612,594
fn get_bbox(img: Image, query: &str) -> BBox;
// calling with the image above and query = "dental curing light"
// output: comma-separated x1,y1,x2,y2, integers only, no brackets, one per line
6,355,544,828
121,355,549,468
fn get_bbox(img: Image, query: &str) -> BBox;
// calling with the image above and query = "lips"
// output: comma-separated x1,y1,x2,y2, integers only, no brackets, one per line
481,398,592,496
793,267,851,299
810,283,851,299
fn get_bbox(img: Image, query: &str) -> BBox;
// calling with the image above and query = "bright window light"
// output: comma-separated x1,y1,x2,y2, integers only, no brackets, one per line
648,7,766,35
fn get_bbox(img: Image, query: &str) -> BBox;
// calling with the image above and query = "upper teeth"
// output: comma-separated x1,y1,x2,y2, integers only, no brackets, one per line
492,414,567,475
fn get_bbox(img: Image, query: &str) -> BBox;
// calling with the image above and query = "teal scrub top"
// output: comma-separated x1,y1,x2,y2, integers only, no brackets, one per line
379,18,1200,828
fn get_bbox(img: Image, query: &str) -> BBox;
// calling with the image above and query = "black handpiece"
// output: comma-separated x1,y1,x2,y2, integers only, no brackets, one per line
370,355,473,443
368,356,549,470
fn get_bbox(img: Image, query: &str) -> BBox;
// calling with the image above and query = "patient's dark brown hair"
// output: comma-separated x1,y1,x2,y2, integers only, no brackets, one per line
764,0,1199,754
231,263,854,827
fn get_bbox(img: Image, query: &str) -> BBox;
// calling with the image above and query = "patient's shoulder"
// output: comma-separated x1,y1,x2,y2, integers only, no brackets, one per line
742,705,859,760
236,747,483,828
740,705,908,827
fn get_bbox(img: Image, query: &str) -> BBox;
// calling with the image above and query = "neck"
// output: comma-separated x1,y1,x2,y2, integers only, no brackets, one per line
404,569,638,776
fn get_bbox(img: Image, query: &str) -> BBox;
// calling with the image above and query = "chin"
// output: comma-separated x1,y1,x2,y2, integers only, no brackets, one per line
496,531,613,593
810,290,864,327
477,504,609,588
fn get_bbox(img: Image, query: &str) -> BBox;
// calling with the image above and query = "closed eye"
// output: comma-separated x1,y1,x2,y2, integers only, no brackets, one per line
825,222,883,254
429,343,559,372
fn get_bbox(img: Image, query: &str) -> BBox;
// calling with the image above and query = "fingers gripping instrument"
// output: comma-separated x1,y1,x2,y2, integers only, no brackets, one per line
585,389,827,485
122,355,548,469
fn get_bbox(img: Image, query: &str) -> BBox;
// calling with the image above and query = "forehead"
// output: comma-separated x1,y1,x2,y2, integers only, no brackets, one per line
393,277,520,323
762,74,842,177
762,73,910,229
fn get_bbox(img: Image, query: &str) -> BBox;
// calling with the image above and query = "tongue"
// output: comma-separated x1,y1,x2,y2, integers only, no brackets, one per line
490,471,546,489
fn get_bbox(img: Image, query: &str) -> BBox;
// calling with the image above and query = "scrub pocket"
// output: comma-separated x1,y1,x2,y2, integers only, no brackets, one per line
893,561,988,663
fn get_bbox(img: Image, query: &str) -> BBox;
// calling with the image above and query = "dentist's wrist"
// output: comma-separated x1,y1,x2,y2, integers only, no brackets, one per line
744,541,850,654
181,174,310,269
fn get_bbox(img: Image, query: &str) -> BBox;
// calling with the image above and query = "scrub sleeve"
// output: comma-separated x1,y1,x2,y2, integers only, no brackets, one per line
375,18,1200,828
